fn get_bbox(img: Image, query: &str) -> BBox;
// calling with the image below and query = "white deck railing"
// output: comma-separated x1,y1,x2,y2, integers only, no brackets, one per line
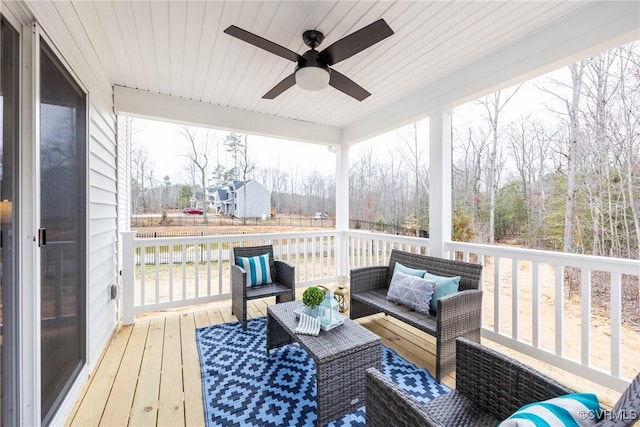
445,240,639,393
121,231,339,324
122,230,638,392
346,230,638,392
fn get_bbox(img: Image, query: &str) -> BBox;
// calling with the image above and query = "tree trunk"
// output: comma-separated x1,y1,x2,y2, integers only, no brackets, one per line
563,61,584,253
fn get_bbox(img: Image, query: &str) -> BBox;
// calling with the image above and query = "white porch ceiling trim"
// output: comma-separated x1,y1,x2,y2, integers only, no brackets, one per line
114,85,342,145
342,1,640,145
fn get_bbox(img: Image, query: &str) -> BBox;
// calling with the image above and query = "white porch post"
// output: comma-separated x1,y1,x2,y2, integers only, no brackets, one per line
121,231,137,325
429,111,453,258
334,145,349,285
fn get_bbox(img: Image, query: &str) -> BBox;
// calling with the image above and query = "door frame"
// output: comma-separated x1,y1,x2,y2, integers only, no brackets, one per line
18,20,91,427
0,8,22,427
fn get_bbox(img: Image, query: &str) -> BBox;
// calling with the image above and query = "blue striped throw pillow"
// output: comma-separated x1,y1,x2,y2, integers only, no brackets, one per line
237,253,272,287
500,393,600,426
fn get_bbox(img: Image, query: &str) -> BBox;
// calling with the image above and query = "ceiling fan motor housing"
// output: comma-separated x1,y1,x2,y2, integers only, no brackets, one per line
302,30,324,49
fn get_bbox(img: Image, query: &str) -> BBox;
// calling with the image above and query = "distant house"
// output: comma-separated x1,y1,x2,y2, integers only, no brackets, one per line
208,180,270,218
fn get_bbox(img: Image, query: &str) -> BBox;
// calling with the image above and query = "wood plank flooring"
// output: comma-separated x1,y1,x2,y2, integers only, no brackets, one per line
66,297,621,426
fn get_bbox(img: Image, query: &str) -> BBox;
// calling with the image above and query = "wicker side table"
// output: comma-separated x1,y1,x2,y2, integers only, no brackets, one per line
267,300,381,426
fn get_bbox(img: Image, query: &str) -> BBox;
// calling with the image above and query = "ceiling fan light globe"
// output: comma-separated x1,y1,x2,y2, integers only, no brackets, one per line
295,66,330,91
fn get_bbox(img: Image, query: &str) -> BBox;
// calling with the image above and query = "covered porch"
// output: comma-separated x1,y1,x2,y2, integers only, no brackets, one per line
1,1,638,426
118,230,639,393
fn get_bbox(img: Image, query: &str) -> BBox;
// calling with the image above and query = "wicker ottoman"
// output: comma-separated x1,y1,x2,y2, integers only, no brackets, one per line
267,300,381,426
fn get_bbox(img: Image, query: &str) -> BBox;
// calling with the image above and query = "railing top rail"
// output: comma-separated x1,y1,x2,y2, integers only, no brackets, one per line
345,229,429,246
446,241,639,275
127,230,338,245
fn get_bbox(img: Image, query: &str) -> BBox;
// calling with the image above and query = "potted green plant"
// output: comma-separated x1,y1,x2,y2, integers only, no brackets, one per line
302,286,325,318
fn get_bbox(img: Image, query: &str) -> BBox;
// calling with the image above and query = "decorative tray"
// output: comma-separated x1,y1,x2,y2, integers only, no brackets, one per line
294,306,346,331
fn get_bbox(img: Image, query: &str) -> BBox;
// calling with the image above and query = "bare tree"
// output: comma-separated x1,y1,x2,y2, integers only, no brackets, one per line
616,43,640,258
131,145,154,213
563,61,586,253
381,149,409,231
395,122,429,236
225,132,254,222
257,165,289,214
453,125,490,232
478,86,521,243
349,145,380,224
179,125,211,222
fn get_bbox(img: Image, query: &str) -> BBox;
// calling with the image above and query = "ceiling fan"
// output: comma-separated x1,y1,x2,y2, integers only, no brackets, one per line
223,19,393,101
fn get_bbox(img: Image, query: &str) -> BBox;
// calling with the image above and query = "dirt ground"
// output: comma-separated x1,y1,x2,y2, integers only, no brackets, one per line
481,257,639,382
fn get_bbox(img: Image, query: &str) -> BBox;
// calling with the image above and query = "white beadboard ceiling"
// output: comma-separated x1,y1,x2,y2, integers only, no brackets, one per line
30,1,640,145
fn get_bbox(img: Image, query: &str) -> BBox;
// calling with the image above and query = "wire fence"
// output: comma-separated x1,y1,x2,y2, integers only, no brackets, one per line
131,215,336,229
133,217,428,239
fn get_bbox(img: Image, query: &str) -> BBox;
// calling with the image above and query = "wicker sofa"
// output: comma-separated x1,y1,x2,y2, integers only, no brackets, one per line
350,249,483,382
366,337,640,427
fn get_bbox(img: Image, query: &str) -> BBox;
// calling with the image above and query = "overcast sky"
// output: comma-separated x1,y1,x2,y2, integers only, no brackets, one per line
130,66,569,186
132,118,338,184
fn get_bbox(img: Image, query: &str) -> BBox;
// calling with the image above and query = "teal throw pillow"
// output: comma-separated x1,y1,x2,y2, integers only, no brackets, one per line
424,271,460,312
236,253,272,287
386,271,435,314
499,392,600,426
393,261,426,278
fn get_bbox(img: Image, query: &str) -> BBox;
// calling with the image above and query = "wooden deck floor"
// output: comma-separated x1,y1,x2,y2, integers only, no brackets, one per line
66,297,454,426
67,297,622,426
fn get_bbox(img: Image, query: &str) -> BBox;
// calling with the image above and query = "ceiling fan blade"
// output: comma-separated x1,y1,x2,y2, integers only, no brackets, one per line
329,69,371,101
318,19,393,66
262,73,296,99
224,25,301,62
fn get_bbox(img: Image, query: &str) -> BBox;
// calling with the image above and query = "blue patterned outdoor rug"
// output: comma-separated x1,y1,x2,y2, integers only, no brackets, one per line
196,317,450,426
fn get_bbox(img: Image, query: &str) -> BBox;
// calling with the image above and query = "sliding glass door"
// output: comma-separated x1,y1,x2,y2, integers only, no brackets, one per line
39,40,86,425
0,16,19,427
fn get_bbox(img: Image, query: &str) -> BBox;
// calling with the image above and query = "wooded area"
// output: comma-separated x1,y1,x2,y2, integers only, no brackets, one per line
453,42,639,258
129,42,639,259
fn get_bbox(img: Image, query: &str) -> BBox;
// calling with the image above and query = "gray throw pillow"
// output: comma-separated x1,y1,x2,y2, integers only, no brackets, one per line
386,271,436,314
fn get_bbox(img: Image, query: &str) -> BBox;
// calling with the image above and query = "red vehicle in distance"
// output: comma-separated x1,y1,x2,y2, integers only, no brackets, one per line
183,207,204,215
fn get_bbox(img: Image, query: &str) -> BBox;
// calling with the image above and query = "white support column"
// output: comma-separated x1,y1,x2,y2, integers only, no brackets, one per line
121,231,137,325
429,111,453,258
334,145,350,285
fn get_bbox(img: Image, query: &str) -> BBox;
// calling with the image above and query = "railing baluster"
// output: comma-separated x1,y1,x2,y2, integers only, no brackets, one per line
181,244,187,301
311,237,316,281
140,245,146,306
194,244,200,299
512,258,519,341
532,261,539,348
478,254,485,290
217,244,223,295
154,245,160,303
555,264,564,357
169,245,174,301
610,272,621,377
494,256,501,334
581,268,591,366
304,237,309,282
205,243,211,297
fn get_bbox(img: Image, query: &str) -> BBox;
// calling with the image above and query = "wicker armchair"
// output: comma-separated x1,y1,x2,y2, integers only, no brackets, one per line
366,337,640,427
350,249,482,382
231,245,295,330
